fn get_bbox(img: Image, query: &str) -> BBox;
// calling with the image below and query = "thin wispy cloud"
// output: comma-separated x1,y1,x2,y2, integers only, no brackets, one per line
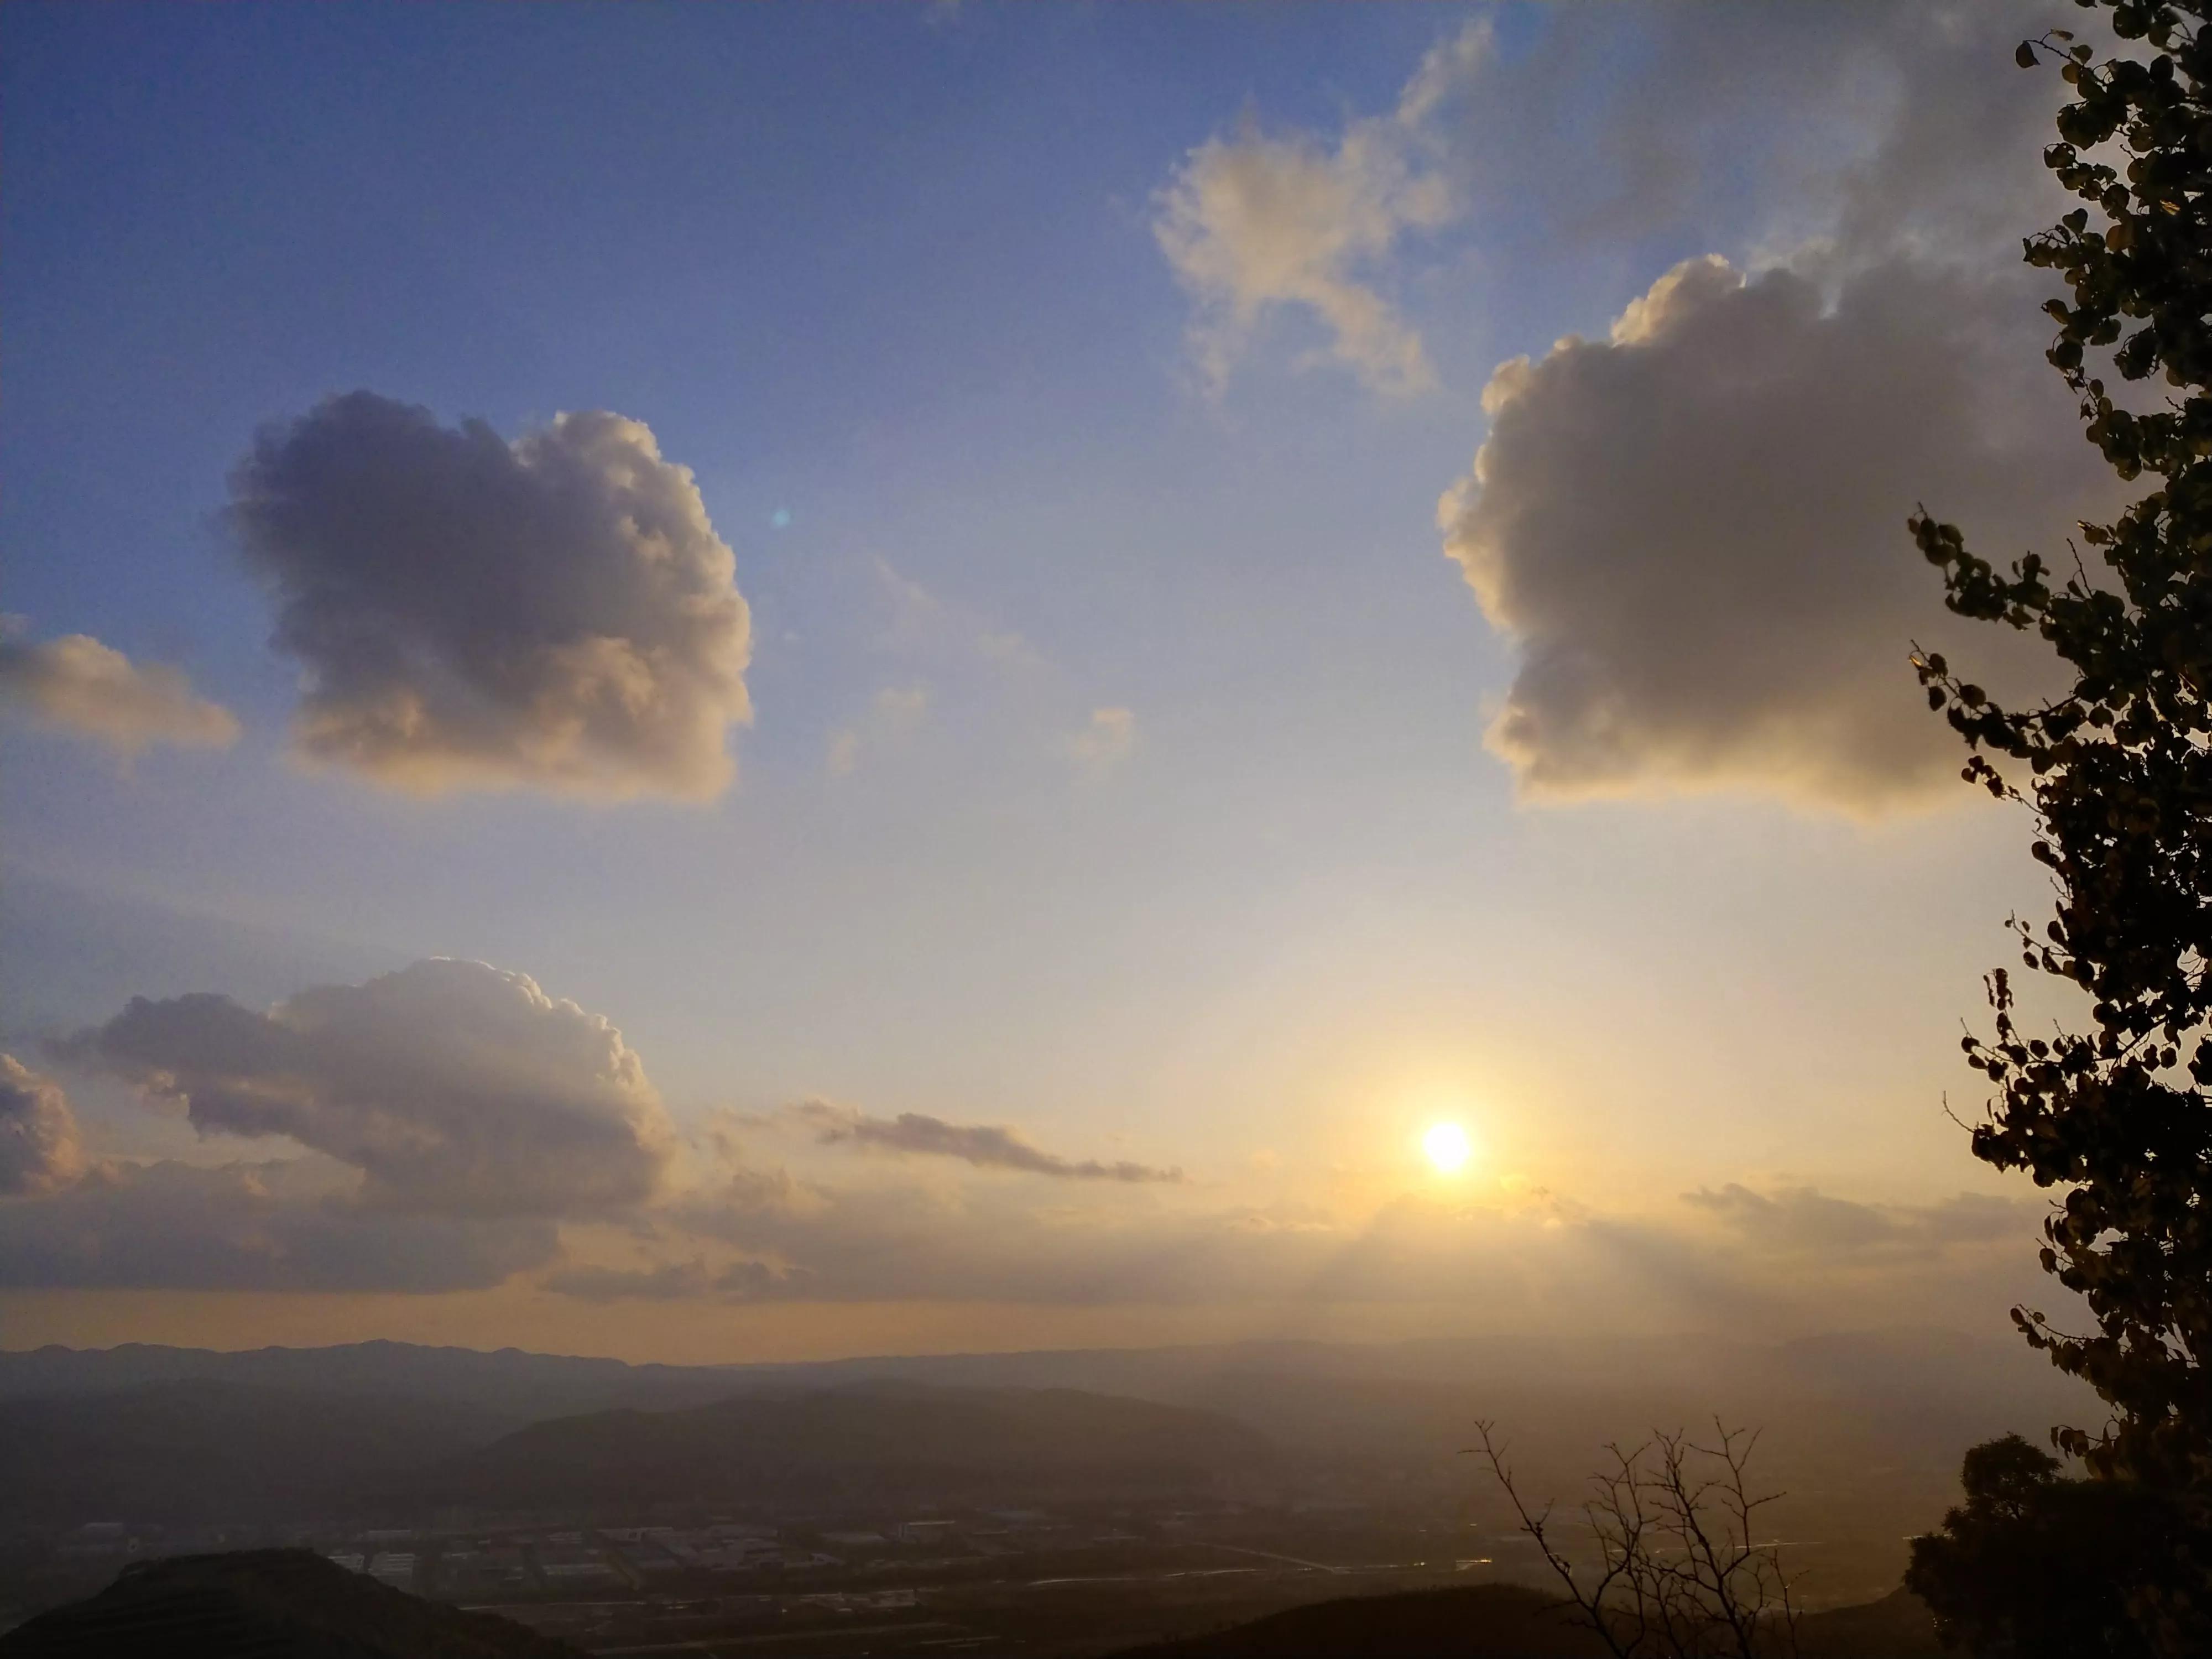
1152,24,1486,396
790,1098,1182,1184
826,683,930,778
1064,706,1137,784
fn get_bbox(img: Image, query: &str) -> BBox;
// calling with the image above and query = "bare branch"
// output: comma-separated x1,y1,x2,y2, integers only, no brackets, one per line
1469,1420,1799,1659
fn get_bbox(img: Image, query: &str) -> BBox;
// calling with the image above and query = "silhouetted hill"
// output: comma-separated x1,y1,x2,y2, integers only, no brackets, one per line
1113,1584,1598,1657
1109,1583,1942,1658
0,1383,513,1527
422,1381,1274,1508
0,1551,582,1658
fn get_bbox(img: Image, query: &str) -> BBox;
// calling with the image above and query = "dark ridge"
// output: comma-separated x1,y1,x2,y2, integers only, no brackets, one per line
1108,1583,1942,1658
421,1381,1275,1509
0,1382,514,1527
1111,1583,1600,1657
0,1550,583,1658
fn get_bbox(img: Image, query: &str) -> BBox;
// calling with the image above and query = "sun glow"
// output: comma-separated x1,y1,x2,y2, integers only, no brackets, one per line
1422,1120,1474,1175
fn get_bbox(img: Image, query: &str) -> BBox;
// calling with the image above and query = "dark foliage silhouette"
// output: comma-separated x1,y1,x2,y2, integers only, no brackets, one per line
1906,1434,2168,1656
1910,2,2212,1645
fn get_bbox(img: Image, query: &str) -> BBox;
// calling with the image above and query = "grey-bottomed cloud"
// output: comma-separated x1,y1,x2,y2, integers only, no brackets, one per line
0,1158,556,1292
540,1171,2045,1336
56,959,676,1217
227,392,752,800
1683,1182,2031,1261
792,1099,1182,1183
0,622,238,758
0,1054,89,1197
1439,254,2106,811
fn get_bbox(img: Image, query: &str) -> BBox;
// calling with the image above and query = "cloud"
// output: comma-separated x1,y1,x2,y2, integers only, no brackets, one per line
1683,1183,2033,1262
1152,23,1484,395
872,557,1045,675
1439,253,2107,811
1065,706,1137,783
0,1055,90,1197
226,392,752,801
1151,7,2095,812
639,1178,1358,1306
0,1157,555,1292
1404,3,2112,813
542,1258,716,1301
541,1255,797,1301
791,1099,1182,1184
0,622,238,757
624,1171,2032,1329
826,684,930,778
55,959,675,1217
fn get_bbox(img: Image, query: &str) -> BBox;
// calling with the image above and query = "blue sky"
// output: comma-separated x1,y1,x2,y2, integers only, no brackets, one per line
0,2,2106,1361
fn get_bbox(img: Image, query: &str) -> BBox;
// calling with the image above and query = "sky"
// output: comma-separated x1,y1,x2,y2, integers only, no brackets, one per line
0,2,2115,1365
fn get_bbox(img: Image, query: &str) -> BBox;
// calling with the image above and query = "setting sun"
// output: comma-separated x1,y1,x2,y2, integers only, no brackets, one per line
1422,1120,1474,1175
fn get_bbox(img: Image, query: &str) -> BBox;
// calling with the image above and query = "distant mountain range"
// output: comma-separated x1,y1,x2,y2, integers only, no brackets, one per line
0,1374,1270,1525
0,1326,2093,1527
0,1324,2089,1434
0,1381,510,1527
418,1381,1272,1510
0,1338,739,1420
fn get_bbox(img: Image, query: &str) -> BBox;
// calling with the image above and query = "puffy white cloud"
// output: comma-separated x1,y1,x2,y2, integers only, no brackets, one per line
0,1157,556,1292
1152,24,1483,395
56,959,675,1217
1439,254,2107,811
0,622,238,757
791,1099,1182,1183
227,392,752,801
0,1055,89,1197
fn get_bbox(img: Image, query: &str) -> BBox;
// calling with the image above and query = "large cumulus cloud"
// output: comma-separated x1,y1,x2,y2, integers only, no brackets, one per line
228,393,752,800
0,1158,555,1292
56,959,675,1217
1440,254,2106,810
0,622,237,758
0,1055,89,1197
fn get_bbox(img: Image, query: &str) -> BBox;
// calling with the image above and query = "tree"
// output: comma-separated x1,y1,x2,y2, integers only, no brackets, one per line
1910,2,2212,1642
1906,1434,2165,1656
1467,1420,1797,1659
